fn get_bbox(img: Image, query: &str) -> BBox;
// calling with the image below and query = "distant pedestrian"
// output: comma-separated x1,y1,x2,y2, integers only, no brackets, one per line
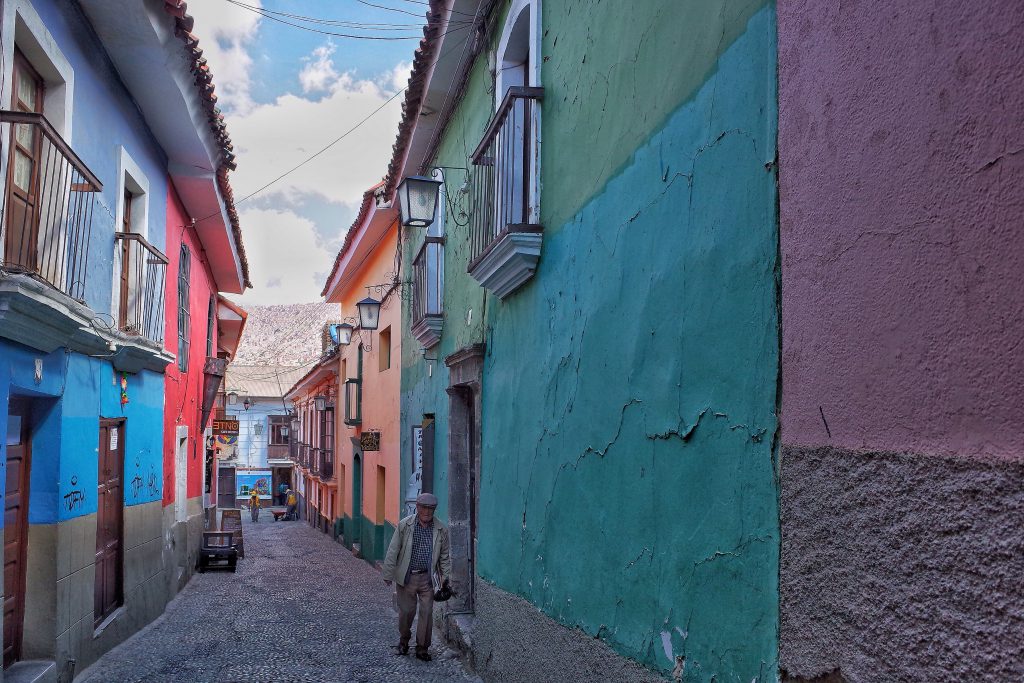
382,493,451,662
249,489,261,522
286,489,297,521
278,482,288,506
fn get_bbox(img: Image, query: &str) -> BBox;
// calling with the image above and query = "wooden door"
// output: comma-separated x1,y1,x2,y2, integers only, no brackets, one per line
94,419,124,626
217,467,236,509
3,50,44,271
3,399,32,669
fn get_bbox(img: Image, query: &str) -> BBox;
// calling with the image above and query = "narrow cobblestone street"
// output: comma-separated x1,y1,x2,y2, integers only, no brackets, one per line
78,516,479,683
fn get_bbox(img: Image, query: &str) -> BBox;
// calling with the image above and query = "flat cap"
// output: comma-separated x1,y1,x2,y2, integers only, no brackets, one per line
416,493,438,508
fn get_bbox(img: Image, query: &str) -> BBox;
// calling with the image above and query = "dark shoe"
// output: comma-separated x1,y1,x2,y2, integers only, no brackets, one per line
394,644,409,656
415,650,432,662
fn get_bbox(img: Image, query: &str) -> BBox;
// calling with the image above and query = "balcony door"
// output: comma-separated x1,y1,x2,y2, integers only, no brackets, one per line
3,50,44,271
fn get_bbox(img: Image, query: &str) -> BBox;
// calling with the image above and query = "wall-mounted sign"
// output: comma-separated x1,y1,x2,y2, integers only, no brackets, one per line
360,431,381,451
213,419,240,436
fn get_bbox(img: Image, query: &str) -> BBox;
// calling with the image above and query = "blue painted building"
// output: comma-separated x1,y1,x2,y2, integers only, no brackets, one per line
0,0,247,677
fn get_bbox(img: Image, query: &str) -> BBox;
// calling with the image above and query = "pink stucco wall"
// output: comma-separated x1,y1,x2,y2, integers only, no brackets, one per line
778,1,1024,460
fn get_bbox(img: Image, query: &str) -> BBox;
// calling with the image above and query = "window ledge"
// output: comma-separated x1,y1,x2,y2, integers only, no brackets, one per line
467,227,543,299
412,314,443,348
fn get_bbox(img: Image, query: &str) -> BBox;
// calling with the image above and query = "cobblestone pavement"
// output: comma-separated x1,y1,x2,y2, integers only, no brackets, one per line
78,515,479,683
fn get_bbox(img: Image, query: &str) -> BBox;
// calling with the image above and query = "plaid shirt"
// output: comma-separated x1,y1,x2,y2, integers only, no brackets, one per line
408,519,434,572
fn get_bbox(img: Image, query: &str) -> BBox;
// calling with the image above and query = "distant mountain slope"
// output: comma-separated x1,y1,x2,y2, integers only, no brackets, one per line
231,302,337,367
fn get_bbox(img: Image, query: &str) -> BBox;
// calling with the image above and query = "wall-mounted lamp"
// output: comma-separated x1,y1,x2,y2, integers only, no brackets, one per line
314,395,327,412
243,397,252,411
253,421,264,436
330,323,355,346
356,297,381,330
227,391,238,405
396,174,443,228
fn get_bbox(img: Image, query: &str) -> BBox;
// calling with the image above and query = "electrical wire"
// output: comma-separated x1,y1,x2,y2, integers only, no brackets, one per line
183,20,476,231
227,0,469,29
223,0,475,39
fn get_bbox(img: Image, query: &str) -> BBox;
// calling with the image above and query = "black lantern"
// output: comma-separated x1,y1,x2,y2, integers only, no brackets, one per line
356,297,381,330
243,397,252,411
396,175,442,228
314,395,327,411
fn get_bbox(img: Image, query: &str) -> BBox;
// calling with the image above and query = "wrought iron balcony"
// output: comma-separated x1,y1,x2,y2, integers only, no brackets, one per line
309,447,320,476
115,232,167,343
411,235,444,347
0,111,102,302
468,87,543,298
319,448,334,481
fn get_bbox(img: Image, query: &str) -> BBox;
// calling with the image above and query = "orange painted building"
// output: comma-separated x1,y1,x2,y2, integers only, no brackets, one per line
286,359,339,532
317,185,403,562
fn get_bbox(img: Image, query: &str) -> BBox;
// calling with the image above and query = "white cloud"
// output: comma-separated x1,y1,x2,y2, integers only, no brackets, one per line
184,7,410,306
228,71,402,208
187,0,261,115
385,60,413,93
299,44,341,94
231,207,334,305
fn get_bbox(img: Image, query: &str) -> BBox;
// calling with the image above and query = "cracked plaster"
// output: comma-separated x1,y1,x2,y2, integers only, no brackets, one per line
402,1,779,680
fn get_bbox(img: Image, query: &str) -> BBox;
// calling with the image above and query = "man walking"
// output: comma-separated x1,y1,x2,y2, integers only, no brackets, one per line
382,493,451,661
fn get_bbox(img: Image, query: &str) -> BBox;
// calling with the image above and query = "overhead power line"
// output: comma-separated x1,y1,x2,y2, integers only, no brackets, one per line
190,19,477,226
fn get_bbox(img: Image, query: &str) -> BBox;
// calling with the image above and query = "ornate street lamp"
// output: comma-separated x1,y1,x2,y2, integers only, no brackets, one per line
357,297,381,331
314,395,327,412
396,175,442,228
333,322,355,346
243,397,252,411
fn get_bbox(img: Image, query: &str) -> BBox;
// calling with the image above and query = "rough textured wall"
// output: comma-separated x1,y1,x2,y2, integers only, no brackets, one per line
781,446,1024,682
777,3,1024,680
477,2,780,679
777,0,1024,458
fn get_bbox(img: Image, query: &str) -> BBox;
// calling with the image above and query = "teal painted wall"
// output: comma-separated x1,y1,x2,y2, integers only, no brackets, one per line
401,1,779,679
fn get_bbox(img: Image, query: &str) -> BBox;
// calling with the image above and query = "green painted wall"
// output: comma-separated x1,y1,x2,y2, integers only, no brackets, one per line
340,515,395,565
401,1,779,679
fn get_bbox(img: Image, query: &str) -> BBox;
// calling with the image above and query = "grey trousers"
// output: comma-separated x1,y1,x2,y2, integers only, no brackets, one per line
397,571,434,651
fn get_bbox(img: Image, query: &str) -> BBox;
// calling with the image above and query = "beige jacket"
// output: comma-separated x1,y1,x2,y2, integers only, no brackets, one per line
382,514,452,587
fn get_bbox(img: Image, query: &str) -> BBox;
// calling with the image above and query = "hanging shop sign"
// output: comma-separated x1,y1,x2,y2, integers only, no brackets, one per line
213,419,240,436
359,431,381,451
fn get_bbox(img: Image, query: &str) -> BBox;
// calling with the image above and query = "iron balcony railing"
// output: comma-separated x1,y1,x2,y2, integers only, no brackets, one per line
468,86,543,269
0,111,102,301
319,449,334,481
412,236,444,325
115,232,167,343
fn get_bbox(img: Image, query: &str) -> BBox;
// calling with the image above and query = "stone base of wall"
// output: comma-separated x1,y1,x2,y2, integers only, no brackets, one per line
340,516,394,564
439,578,666,683
162,497,205,602
33,501,167,681
780,445,1024,682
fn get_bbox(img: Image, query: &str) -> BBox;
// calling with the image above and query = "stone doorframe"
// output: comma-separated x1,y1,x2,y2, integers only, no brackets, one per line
444,343,485,615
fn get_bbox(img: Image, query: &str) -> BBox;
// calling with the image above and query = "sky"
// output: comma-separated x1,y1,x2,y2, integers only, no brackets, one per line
187,0,429,305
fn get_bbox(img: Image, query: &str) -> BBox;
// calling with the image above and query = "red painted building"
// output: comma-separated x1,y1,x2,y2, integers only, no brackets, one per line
162,180,249,591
